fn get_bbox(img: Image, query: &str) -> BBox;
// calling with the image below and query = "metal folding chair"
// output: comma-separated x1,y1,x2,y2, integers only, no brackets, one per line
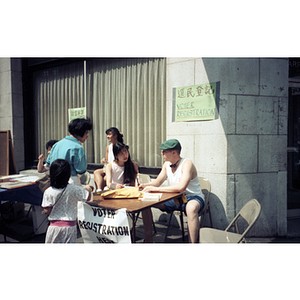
199,199,261,243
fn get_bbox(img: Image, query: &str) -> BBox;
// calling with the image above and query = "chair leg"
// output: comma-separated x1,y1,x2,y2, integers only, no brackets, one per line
164,211,174,242
164,208,185,242
152,221,157,235
0,233,7,242
26,205,33,218
199,210,206,228
179,208,185,242
148,209,157,235
0,221,7,242
208,206,213,227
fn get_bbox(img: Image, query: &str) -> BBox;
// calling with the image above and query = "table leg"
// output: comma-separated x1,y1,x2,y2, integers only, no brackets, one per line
128,212,139,243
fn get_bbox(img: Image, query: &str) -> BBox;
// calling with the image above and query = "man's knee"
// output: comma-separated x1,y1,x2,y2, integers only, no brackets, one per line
186,200,201,215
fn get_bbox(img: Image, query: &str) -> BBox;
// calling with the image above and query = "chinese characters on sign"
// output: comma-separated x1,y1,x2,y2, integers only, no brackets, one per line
68,107,86,123
173,82,220,122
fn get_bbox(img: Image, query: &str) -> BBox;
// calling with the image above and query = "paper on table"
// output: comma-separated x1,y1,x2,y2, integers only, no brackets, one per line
101,187,142,199
141,192,163,201
18,176,40,182
0,174,26,180
0,181,35,189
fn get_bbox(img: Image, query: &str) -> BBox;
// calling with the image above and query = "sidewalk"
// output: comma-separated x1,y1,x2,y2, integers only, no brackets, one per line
1,203,300,243
3,169,297,243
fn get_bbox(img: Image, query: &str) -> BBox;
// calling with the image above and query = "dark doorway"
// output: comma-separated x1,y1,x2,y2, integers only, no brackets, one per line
288,58,300,214
288,87,300,209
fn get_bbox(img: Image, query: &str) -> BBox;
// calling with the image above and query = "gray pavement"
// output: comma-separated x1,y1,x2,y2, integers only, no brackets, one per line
1,203,300,243
4,169,297,244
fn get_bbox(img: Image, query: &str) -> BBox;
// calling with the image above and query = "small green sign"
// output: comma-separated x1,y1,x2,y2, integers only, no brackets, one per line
173,82,219,122
68,107,86,122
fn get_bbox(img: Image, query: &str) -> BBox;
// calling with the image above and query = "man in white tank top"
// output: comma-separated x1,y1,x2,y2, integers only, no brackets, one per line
140,139,205,243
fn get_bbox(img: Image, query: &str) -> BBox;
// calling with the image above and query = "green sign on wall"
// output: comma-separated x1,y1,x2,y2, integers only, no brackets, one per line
173,82,220,122
68,107,86,123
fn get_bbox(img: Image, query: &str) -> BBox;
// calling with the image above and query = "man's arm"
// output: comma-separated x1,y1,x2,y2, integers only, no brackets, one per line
37,154,47,173
139,162,168,189
142,160,193,193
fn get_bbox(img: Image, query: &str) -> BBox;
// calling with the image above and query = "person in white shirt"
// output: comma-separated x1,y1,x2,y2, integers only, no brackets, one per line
105,142,153,242
105,142,138,190
42,159,93,243
140,139,205,243
94,127,124,192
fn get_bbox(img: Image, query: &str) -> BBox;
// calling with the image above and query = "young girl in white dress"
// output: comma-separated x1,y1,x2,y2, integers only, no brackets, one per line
42,159,93,243
94,127,124,192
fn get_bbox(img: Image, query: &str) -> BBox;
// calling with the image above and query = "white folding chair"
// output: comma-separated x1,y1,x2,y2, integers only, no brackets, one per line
199,199,261,243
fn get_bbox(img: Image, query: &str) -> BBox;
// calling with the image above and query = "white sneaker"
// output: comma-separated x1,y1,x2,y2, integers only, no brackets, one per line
96,189,102,194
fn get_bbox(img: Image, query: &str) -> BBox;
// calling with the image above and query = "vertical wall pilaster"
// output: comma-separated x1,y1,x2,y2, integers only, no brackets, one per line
0,58,24,172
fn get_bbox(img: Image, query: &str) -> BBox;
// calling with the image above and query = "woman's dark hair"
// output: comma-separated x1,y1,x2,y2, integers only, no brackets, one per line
68,118,93,137
113,142,137,185
105,127,123,143
50,159,71,189
46,140,58,150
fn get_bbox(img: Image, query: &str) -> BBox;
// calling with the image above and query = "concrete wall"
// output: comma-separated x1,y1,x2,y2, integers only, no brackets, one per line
166,57,288,237
0,58,24,172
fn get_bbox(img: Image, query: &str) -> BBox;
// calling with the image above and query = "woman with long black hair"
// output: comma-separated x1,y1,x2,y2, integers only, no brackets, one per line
105,142,138,189
105,142,153,242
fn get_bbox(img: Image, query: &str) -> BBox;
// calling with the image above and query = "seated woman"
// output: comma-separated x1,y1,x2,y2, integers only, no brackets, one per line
94,127,124,192
105,142,154,242
105,142,138,189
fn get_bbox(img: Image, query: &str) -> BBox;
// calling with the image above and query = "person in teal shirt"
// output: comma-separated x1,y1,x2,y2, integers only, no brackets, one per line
46,118,93,185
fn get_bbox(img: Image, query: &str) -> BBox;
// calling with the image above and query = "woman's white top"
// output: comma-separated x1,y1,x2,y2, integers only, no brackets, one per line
108,143,114,163
111,161,125,185
166,158,204,199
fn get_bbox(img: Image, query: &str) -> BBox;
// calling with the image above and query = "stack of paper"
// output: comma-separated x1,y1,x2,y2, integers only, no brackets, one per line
0,181,35,189
0,174,38,189
141,193,163,201
0,174,26,181
18,176,40,182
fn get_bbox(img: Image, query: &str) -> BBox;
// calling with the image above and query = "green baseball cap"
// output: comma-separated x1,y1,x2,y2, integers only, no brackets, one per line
159,139,182,151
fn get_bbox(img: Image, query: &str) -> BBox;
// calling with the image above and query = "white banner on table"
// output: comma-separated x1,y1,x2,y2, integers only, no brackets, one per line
77,202,131,243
